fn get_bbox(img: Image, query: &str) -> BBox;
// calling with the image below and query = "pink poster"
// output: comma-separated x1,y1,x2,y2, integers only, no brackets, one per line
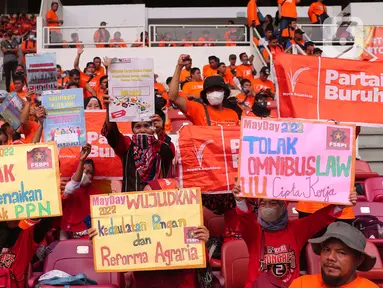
238,117,356,204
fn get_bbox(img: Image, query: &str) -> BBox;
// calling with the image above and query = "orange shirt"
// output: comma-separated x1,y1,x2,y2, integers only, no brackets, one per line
197,37,215,46
281,27,296,39
10,82,28,93
21,40,36,64
57,77,69,89
308,2,327,23
221,72,235,86
46,10,58,27
262,45,284,61
79,72,100,98
20,120,39,144
236,93,254,109
154,83,166,94
289,39,305,46
110,39,127,48
182,38,195,47
95,66,105,76
247,0,260,26
94,30,109,48
203,65,218,78
185,100,239,126
278,0,298,19
180,69,191,82
290,274,378,288
296,202,355,219
236,64,254,81
159,40,176,47
182,81,204,97
225,40,236,47
251,78,275,94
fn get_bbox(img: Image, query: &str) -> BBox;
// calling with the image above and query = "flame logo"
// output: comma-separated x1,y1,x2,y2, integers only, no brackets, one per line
288,67,311,92
192,140,214,168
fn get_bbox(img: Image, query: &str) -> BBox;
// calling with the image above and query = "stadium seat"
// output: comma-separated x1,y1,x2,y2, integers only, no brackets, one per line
28,240,123,288
306,241,383,284
356,160,373,173
213,239,249,288
287,202,299,220
364,177,383,202
168,109,193,133
203,207,225,238
354,202,383,222
355,160,379,182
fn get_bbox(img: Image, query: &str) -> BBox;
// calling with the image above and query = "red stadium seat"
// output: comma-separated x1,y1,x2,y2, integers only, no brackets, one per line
355,160,379,181
354,202,383,222
203,207,225,238
287,202,299,220
364,177,383,202
306,241,383,284
213,239,249,288
168,109,193,133
28,240,123,288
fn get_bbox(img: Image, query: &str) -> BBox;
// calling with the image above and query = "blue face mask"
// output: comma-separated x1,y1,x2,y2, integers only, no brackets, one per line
243,88,249,94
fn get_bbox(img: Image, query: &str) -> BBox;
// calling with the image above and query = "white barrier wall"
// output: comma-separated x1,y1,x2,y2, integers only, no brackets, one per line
350,3,383,26
41,46,253,83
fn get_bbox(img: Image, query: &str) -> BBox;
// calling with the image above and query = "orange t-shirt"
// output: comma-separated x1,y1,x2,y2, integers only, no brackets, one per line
10,82,28,93
308,2,327,23
222,73,235,86
79,72,100,98
21,40,36,64
180,69,191,82
20,120,39,144
278,0,298,18
236,93,254,109
251,78,275,94
95,66,105,76
57,76,69,89
110,39,127,48
182,81,203,97
185,101,239,126
182,38,195,47
263,45,284,61
247,0,260,26
46,10,59,33
290,274,378,288
236,64,254,81
154,83,166,94
159,40,176,47
296,202,355,219
281,27,296,39
203,65,218,78
225,40,236,47
197,37,214,46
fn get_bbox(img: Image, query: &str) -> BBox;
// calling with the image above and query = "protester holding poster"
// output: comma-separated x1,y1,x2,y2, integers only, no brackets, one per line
169,54,239,126
101,94,175,192
232,184,357,288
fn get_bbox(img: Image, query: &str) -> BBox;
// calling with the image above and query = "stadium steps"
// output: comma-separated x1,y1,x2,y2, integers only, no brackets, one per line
359,127,383,175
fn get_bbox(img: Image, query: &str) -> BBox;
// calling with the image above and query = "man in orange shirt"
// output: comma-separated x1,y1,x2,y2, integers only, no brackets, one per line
56,65,68,89
217,63,236,88
12,76,27,100
308,0,328,24
45,2,63,45
251,66,275,94
262,36,284,64
290,222,378,288
110,31,127,47
281,20,297,44
286,28,305,49
236,53,256,81
247,0,264,37
180,62,192,87
236,79,255,110
169,54,239,126
197,30,215,47
313,47,323,56
131,31,149,47
159,32,176,47
181,68,204,99
93,57,105,76
154,74,166,95
203,56,219,78
21,33,36,65
305,41,315,55
182,31,195,47
74,48,99,98
228,54,238,76
278,0,301,32
68,32,83,48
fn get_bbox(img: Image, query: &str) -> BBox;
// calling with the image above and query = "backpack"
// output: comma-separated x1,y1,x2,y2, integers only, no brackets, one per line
353,215,383,239
36,273,97,287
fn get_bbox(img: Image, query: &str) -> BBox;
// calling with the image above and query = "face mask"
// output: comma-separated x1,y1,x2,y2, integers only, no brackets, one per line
260,207,279,222
80,173,92,187
133,134,155,150
15,71,24,76
86,71,94,77
206,91,224,106
243,88,249,94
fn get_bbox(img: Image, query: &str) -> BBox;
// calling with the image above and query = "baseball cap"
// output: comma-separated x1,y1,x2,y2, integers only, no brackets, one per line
305,41,315,49
314,47,323,54
309,222,376,271
295,29,305,35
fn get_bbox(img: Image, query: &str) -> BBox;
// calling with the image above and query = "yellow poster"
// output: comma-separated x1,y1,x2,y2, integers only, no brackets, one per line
90,188,206,272
0,142,62,221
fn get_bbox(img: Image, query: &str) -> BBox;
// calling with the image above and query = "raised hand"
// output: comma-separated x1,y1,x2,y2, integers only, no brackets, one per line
80,143,92,161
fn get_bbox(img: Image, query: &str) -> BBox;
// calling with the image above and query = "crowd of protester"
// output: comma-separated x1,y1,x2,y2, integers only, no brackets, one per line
0,0,380,287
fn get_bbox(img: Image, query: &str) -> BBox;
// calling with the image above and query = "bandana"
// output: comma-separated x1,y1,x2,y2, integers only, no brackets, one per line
132,134,159,183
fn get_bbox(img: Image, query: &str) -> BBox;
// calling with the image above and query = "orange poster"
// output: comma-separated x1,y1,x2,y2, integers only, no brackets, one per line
59,111,132,179
177,125,239,193
275,53,383,126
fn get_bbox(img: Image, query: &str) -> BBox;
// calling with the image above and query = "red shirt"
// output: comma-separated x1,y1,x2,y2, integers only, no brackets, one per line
0,229,39,287
237,204,339,288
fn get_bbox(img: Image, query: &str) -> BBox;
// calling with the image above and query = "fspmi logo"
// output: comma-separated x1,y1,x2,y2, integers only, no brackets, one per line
288,67,311,93
326,127,351,150
192,140,214,168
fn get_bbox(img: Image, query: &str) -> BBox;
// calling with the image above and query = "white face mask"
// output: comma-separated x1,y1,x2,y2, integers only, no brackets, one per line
80,173,92,187
260,207,279,222
206,91,224,106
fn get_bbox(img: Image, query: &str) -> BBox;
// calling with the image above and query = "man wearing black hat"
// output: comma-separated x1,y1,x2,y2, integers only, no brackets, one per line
305,41,315,56
286,28,305,50
290,222,378,287
169,54,239,126
313,47,323,57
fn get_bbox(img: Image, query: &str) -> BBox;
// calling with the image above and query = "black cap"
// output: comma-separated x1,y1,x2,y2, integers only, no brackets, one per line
260,66,270,76
305,41,315,49
313,47,323,54
100,21,107,26
200,76,231,104
295,29,305,35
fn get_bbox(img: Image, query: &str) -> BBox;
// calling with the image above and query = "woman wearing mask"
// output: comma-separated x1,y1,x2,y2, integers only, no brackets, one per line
232,184,358,288
169,54,239,126
1,29,19,92
74,48,100,98
101,93,175,192
96,75,108,107
10,64,27,93
60,144,101,240
84,96,102,110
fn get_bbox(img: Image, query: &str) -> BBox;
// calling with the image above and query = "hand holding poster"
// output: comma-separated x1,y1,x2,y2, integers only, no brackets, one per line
42,89,86,148
0,95,21,130
238,117,356,204
108,58,154,122
26,53,57,93
90,188,205,272
0,142,62,221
